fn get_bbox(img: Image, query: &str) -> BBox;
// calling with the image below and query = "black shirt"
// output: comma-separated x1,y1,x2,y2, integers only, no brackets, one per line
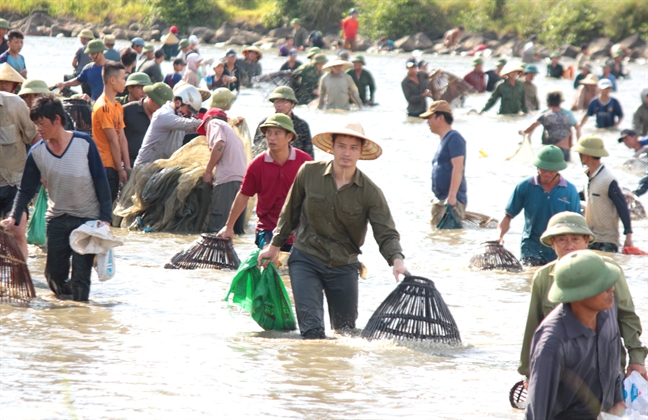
0,37,7,55
123,98,151,166
280,60,303,72
485,70,501,92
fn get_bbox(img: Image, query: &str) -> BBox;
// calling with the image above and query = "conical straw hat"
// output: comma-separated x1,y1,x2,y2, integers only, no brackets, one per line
0,63,25,84
312,122,382,160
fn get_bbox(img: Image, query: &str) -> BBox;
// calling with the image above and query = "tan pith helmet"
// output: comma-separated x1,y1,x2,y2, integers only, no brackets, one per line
540,212,596,247
572,135,609,157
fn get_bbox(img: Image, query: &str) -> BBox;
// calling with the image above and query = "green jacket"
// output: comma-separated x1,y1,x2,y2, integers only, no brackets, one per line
481,79,528,114
518,257,647,377
271,161,404,267
346,68,376,104
293,63,321,105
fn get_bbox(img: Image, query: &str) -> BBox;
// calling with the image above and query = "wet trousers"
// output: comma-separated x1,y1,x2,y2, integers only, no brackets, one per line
288,248,360,337
431,197,466,226
589,242,619,253
45,214,95,301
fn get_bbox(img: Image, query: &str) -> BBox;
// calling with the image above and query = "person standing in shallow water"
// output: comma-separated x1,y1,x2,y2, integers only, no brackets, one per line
257,122,408,339
401,58,431,117
480,63,527,115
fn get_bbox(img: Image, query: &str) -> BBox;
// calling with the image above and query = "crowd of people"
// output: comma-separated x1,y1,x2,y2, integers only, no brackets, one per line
0,13,647,419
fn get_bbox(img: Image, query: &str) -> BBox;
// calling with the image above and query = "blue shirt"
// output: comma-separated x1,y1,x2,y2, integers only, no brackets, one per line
432,130,468,205
586,97,623,129
505,175,581,263
77,63,104,101
164,72,182,88
639,136,648,147
103,48,121,62
0,51,26,73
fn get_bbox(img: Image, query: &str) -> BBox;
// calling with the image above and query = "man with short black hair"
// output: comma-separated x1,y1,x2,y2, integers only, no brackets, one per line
279,36,294,57
57,39,108,101
0,30,27,78
120,47,138,75
618,129,648,153
420,101,468,226
139,49,165,83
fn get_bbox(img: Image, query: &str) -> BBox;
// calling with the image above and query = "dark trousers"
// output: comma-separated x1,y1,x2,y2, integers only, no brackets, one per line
255,230,292,252
589,242,619,253
106,167,119,204
45,214,95,301
288,248,360,336
208,181,244,234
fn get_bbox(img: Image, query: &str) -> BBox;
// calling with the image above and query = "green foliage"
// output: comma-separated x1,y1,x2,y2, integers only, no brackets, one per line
153,0,227,31
357,0,446,39
541,0,603,46
262,0,353,32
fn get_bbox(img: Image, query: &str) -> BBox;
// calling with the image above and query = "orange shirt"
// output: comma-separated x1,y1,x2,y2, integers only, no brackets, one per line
342,17,359,40
92,94,125,169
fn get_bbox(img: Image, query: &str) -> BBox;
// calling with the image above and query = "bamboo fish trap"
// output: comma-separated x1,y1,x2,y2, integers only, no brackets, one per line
623,190,646,220
164,234,240,270
1,227,36,303
469,241,523,272
427,69,476,107
62,98,93,135
463,211,498,229
361,274,461,344
509,380,528,409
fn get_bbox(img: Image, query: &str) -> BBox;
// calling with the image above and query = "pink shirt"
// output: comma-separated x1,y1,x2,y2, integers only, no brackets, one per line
206,119,247,185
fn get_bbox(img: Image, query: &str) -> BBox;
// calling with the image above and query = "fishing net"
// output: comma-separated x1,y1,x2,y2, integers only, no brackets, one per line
509,380,528,409
113,120,254,233
225,249,297,331
252,71,298,99
437,204,463,229
622,156,648,175
1,228,36,303
164,235,240,270
427,69,476,108
506,135,535,164
361,274,461,344
62,99,92,135
463,211,498,229
468,241,523,272
623,189,646,220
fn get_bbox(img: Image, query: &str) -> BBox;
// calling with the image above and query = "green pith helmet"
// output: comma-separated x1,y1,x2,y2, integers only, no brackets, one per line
84,39,107,54
209,87,237,110
125,72,152,87
307,47,322,59
260,113,297,139
548,250,620,303
351,55,365,64
313,53,328,64
18,79,50,96
143,43,154,53
269,86,297,103
533,145,567,171
550,52,560,58
291,18,301,25
78,28,95,39
179,39,190,49
572,135,609,157
0,19,11,30
472,57,484,66
496,58,507,66
524,64,539,74
144,82,174,106
540,212,596,247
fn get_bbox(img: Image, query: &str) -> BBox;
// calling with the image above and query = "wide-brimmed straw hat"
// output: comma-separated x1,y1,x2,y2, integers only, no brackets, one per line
540,212,596,247
500,62,524,77
161,32,180,45
580,73,599,85
312,122,382,160
548,250,620,303
323,59,353,72
533,145,567,171
572,135,609,157
242,46,263,60
0,63,25,84
18,79,50,96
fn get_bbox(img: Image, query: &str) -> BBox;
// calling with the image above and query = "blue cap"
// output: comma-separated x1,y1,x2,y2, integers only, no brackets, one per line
131,37,145,47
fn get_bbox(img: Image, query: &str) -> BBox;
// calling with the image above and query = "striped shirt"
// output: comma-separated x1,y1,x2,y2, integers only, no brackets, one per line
10,132,112,225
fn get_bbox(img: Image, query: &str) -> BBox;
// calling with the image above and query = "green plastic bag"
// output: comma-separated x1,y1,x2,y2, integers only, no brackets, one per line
27,185,48,245
436,203,463,229
225,250,297,331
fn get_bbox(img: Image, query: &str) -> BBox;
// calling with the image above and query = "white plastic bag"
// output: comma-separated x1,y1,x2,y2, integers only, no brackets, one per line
70,221,123,282
624,371,648,415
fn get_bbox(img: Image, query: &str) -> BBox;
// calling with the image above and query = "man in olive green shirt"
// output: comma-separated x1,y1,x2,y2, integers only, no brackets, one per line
293,53,327,105
519,211,647,381
480,63,528,115
258,122,408,339
346,55,376,105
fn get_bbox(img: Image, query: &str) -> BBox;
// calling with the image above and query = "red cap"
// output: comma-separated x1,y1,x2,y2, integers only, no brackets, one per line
169,26,178,34
197,108,228,135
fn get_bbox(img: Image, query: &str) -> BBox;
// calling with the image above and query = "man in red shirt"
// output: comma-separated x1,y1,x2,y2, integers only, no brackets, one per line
217,113,312,250
341,8,360,52
463,57,486,93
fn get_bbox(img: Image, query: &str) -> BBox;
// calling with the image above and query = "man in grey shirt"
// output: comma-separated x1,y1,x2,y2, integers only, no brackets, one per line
140,49,165,83
525,250,626,419
317,59,362,111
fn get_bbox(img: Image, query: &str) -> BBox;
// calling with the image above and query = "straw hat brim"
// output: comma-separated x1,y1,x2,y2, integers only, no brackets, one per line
312,128,382,160
242,46,263,60
500,63,524,77
161,32,180,45
198,88,211,102
323,60,353,72
0,63,25,84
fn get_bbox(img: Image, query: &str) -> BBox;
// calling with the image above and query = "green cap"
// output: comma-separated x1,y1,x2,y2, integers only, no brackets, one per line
496,58,507,66
313,53,328,64
84,39,107,54
472,57,484,65
307,47,322,59
18,79,50,96
533,145,567,171
0,19,10,30
143,43,154,53
78,28,95,39
291,18,301,25
550,52,560,58
144,82,174,106
572,135,609,157
540,212,596,247
613,50,625,58
179,39,190,49
260,113,297,139
524,64,539,74
209,87,237,109
125,72,152,87
351,55,365,64
548,250,620,303
268,86,297,103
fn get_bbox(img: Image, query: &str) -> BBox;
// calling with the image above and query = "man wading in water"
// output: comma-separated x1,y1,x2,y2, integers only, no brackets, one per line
257,122,408,339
